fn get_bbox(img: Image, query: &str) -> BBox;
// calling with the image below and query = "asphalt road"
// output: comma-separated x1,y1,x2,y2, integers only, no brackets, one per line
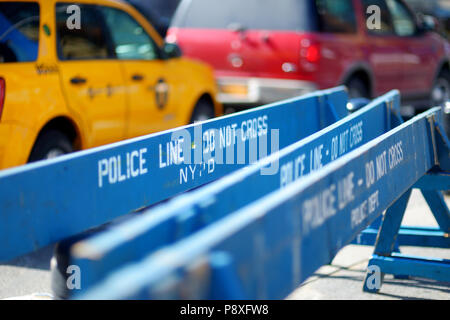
0,190,448,300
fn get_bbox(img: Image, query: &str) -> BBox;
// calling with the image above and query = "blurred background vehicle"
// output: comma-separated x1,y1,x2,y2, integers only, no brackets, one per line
404,0,450,38
124,0,180,37
0,0,220,170
167,0,450,117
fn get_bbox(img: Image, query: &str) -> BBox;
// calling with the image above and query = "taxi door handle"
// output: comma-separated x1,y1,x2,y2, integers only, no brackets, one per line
132,74,144,82
70,76,87,85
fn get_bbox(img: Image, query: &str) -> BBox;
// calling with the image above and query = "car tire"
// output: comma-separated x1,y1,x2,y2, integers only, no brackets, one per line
346,78,370,100
432,70,450,106
28,130,73,162
190,99,215,123
431,70,450,137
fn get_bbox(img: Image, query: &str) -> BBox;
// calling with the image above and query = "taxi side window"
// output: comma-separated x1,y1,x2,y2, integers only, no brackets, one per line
55,4,113,60
99,6,159,61
0,2,40,63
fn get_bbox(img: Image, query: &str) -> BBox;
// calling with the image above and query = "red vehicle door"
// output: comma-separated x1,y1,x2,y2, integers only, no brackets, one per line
362,0,405,96
385,0,438,97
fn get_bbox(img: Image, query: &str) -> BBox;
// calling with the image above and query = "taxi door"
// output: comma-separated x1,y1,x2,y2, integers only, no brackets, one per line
56,4,127,148
99,5,177,139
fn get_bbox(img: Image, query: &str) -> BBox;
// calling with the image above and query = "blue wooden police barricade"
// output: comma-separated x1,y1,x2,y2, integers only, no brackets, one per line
351,114,450,286
353,179,450,252
0,87,348,262
67,90,403,294
75,105,450,299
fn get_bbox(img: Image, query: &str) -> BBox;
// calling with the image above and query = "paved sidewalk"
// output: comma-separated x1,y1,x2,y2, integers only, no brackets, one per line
288,245,449,300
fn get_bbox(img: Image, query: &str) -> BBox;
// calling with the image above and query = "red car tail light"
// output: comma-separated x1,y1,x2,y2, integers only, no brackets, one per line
305,44,320,63
0,78,5,121
300,38,321,64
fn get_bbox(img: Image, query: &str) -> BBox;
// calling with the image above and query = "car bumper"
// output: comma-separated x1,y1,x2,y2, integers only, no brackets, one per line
217,77,318,105
0,122,34,170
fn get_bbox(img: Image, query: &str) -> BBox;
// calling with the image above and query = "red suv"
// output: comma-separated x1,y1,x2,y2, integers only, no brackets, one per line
167,0,450,112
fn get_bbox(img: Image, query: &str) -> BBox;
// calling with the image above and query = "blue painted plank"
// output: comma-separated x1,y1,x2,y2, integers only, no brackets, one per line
70,91,402,292
76,107,439,300
0,87,348,262
353,226,450,248
369,254,450,282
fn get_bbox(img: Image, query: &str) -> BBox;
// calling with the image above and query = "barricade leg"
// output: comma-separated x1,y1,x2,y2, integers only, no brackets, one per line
363,189,412,293
421,190,450,232
364,187,450,292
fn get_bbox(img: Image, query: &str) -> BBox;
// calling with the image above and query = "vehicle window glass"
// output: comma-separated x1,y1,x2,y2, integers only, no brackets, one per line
171,0,316,31
315,0,357,34
402,0,433,13
99,6,159,60
440,0,450,10
56,3,112,60
362,0,395,35
386,0,417,36
0,2,40,63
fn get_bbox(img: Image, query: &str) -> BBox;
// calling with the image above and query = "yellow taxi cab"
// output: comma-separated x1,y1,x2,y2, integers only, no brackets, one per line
0,0,222,170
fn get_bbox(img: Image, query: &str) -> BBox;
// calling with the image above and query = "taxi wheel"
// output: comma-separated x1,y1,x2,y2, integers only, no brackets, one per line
28,130,73,162
190,99,215,123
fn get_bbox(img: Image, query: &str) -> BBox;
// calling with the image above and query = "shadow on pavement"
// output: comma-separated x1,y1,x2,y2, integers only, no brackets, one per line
298,262,450,300
1,245,54,271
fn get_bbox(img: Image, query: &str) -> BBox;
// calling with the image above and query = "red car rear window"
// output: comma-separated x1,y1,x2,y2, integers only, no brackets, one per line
172,0,317,31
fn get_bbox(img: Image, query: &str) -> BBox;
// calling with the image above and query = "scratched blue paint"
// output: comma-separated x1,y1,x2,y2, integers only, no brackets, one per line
70,90,403,292
77,108,440,300
0,87,349,262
